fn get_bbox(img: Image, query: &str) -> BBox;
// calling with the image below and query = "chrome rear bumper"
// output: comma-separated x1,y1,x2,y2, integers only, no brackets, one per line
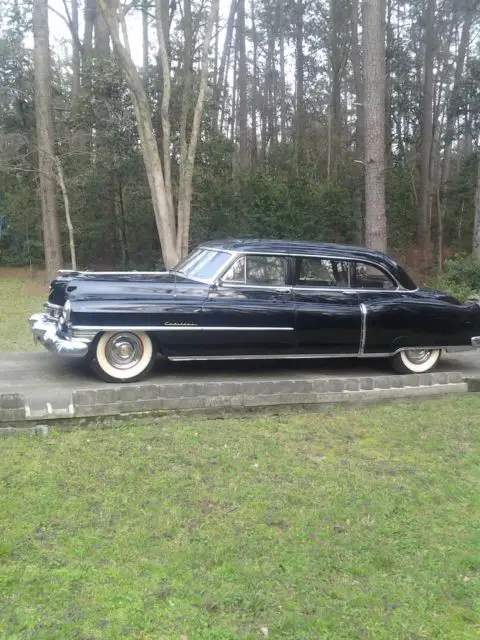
29,312,89,358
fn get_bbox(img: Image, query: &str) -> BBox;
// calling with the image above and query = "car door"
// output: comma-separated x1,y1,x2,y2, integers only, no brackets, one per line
200,253,296,356
351,261,476,354
293,256,362,355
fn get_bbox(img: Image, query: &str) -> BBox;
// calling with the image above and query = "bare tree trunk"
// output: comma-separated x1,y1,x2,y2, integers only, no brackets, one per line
351,0,365,244
116,181,130,268
214,8,219,83
294,0,305,169
251,0,258,166
176,0,220,257
71,0,81,104
266,22,276,150
329,0,343,180
217,0,237,129
417,0,436,264
236,0,249,169
351,0,364,153
473,155,480,260
156,0,175,224
362,0,387,252
142,0,149,86
179,0,193,171
278,0,286,144
94,7,110,56
385,0,393,158
55,156,76,270
178,0,193,252
83,0,95,64
441,8,473,187
33,0,62,281
231,45,237,143
97,0,178,267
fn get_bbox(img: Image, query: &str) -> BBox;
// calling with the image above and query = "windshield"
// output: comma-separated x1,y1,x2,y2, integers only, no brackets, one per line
174,248,231,281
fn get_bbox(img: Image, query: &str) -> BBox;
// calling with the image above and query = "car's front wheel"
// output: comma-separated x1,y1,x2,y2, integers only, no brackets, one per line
391,348,441,374
90,331,156,383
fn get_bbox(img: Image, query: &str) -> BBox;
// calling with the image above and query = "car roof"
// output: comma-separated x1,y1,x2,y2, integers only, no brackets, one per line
199,239,417,289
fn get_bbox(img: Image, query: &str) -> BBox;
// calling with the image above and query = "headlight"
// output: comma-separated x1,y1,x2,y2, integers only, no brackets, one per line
62,300,71,324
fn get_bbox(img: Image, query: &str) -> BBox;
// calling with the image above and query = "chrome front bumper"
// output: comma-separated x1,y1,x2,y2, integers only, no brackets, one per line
29,313,89,358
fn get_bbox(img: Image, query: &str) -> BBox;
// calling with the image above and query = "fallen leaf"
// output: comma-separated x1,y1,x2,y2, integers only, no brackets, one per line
260,626,268,637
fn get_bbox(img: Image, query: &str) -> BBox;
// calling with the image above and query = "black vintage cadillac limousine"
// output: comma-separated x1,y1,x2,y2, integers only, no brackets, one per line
29,239,480,382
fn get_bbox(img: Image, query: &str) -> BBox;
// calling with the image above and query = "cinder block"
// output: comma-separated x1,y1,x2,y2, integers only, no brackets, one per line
0,394,25,410
327,379,345,393
359,377,374,390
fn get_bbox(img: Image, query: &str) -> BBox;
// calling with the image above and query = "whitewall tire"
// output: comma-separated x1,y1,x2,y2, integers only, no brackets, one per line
91,331,156,383
391,348,442,374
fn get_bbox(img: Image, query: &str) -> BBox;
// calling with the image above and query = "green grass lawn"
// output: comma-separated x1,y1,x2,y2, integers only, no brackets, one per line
1,396,480,639
0,269,48,352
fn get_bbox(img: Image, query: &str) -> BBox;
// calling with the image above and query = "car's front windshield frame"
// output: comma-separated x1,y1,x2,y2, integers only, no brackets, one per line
173,248,234,282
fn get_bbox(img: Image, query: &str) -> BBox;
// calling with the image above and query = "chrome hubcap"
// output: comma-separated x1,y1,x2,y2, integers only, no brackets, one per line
404,349,432,365
105,333,144,369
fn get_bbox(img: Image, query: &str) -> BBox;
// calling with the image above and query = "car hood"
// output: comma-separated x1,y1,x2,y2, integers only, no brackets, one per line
48,271,207,306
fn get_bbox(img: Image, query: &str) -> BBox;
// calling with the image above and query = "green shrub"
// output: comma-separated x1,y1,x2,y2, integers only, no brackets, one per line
426,254,480,301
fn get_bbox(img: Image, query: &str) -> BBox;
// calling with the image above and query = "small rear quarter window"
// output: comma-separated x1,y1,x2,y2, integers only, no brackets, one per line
351,262,396,289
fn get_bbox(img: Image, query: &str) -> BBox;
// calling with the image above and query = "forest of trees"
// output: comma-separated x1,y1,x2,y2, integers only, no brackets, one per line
0,0,479,281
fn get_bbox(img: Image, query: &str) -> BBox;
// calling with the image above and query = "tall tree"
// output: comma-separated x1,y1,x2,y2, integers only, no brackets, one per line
278,0,287,143
294,0,305,168
329,0,346,180
236,0,249,169
98,0,220,266
473,154,480,260
33,0,62,280
217,0,237,131
417,0,436,262
362,0,387,252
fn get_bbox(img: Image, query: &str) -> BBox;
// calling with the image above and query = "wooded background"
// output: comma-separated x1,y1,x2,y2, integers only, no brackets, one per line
0,0,479,280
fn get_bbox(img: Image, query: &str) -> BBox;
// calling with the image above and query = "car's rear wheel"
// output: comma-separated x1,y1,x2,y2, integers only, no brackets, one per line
91,331,156,383
391,348,441,374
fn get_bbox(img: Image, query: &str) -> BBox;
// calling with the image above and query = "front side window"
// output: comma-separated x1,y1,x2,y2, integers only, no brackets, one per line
351,262,396,289
296,257,349,287
175,249,231,281
222,255,287,286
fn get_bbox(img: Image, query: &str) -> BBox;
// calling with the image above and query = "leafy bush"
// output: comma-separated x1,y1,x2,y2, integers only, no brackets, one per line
426,254,480,301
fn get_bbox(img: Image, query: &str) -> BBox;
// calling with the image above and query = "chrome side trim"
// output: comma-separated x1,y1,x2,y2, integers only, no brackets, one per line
359,346,449,358
292,287,357,293
358,303,367,356
69,327,99,341
216,283,292,292
72,325,295,332
58,270,170,275
292,287,407,294
169,345,463,363
168,353,360,362
211,250,412,291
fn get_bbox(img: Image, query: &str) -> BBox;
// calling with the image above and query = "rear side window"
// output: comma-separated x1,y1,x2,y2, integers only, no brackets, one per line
295,257,350,287
222,255,287,286
351,262,396,289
